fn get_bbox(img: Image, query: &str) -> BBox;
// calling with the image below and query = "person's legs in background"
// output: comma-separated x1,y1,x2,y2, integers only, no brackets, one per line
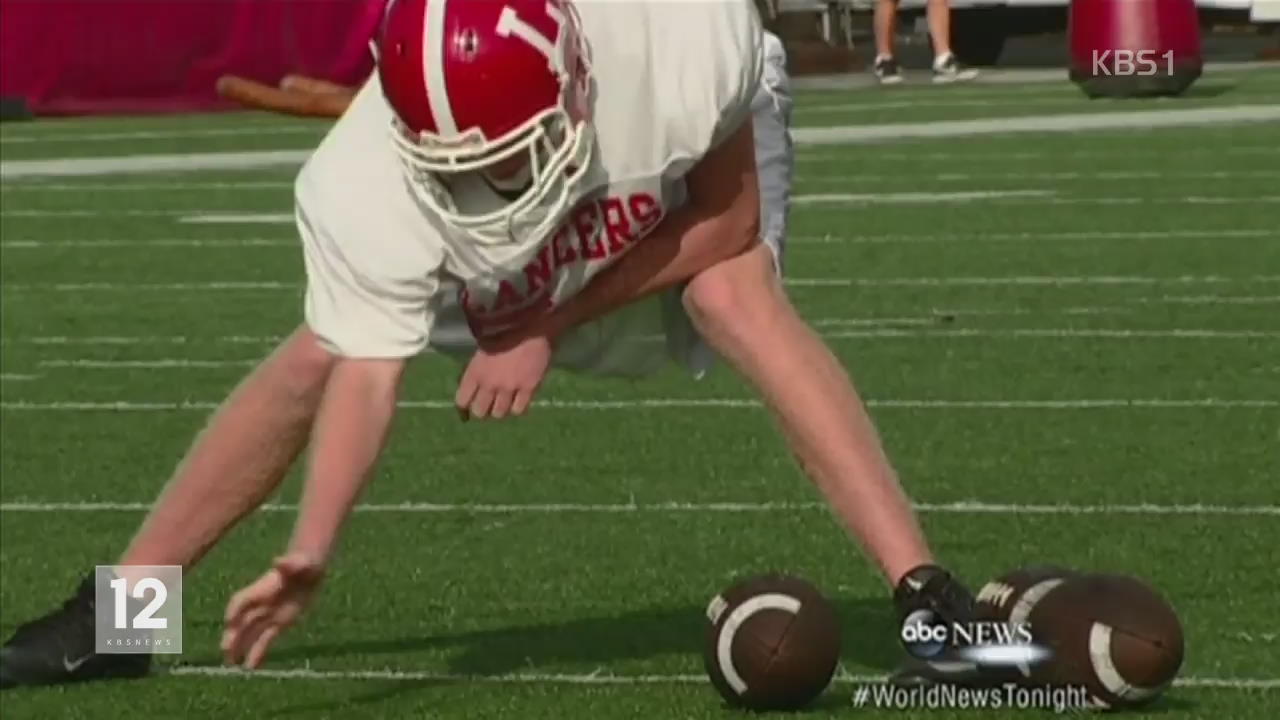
872,0,904,84
873,0,979,85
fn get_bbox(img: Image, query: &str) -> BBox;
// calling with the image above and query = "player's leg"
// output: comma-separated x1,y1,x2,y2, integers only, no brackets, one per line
873,0,904,84
684,246,933,584
687,39,975,657
0,326,336,689
925,0,954,56
925,0,980,83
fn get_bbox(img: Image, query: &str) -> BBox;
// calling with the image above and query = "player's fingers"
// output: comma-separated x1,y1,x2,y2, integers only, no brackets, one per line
490,389,514,419
510,388,533,417
224,585,266,628
224,602,271,657
468,386,497,420
455,367,478,422
244,624,283,669
229,614,275,667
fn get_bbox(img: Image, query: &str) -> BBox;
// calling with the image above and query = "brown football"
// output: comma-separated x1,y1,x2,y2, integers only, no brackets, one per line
975,564,1080,625
703,573,841,711
1027,572,1185,708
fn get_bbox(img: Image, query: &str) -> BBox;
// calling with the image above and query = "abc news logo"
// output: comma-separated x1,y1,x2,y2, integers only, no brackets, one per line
1091,50,1176,77
899,609,1034,660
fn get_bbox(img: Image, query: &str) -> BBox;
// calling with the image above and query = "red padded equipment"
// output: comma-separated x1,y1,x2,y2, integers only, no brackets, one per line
1069,0,1203,97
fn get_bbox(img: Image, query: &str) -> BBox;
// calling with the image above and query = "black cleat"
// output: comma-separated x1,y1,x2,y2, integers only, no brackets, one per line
888,564,999,688
892,563,976,627
0,574,151,689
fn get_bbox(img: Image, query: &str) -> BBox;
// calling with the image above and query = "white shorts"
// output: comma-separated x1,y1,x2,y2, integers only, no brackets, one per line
426,31,795,378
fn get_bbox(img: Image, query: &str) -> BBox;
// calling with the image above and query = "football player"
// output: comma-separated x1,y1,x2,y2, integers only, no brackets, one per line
0,0,974,689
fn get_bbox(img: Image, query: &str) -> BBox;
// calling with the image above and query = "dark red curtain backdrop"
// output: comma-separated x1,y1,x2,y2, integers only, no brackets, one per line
0,0,385,115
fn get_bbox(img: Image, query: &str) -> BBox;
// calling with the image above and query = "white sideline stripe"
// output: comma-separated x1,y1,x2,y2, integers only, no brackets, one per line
2,238,294,249
794,105,1280,145
0,181,295,192
7,276,1279,292
0,127,319,144
791,229,1276,244
4,107,1277,180
0,373,40,381
1,398,1275,412
0,150,311,179
3,501,1277,516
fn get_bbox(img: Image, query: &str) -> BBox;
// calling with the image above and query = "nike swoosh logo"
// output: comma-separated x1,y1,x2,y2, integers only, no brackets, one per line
905,577,924,592
62,654,92,673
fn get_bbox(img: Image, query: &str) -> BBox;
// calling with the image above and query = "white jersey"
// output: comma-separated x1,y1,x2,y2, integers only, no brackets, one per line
296,0,764,362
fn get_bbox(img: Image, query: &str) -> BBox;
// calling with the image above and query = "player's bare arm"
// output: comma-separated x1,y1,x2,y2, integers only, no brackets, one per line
221,356,406,668
454,120,761,420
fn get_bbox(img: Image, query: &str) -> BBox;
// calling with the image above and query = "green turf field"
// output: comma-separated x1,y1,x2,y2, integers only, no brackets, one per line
1,67,1278,718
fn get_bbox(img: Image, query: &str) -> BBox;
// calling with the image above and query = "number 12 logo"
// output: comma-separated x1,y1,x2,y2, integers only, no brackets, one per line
109,577,168,630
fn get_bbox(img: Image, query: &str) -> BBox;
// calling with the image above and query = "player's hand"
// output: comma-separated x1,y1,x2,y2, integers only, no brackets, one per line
221,552,326,669
455,329,553,420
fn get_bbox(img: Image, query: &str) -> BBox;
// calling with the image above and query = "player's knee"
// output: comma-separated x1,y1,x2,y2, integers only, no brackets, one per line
276,327,338,400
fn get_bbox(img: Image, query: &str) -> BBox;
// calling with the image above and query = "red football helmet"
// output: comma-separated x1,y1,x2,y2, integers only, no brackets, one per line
376,0,594,243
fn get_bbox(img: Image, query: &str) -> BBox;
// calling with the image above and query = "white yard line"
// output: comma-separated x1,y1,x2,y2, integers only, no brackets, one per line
4,230,1266,250
0,181,294,192
797,97,1083,114
0,373,40,382
0,150,311,179
796,146,1280,162
5,276,1279,292
2,500,1277,516
7,194,1276,217
795,105,1280,145
1144,295,1280,305
792,190,1054,204
822,329,1280,339
799,170,1280,182
159,664,1280,689
38,359,258,369
791,229,1275,244
16,335,280,345
1,398,1275,412
180,213,295,224
0,127,319,144
1,238,294,248
791,194,1280,206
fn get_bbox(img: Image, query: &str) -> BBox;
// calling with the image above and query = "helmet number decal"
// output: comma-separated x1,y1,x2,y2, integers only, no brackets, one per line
495,3,564,63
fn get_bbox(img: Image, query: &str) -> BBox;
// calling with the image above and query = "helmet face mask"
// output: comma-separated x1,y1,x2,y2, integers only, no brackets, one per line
377,0,595,246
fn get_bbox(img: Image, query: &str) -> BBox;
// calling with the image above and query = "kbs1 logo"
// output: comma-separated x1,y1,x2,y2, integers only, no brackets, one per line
1092,50,1176,77
899,609,1050,668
